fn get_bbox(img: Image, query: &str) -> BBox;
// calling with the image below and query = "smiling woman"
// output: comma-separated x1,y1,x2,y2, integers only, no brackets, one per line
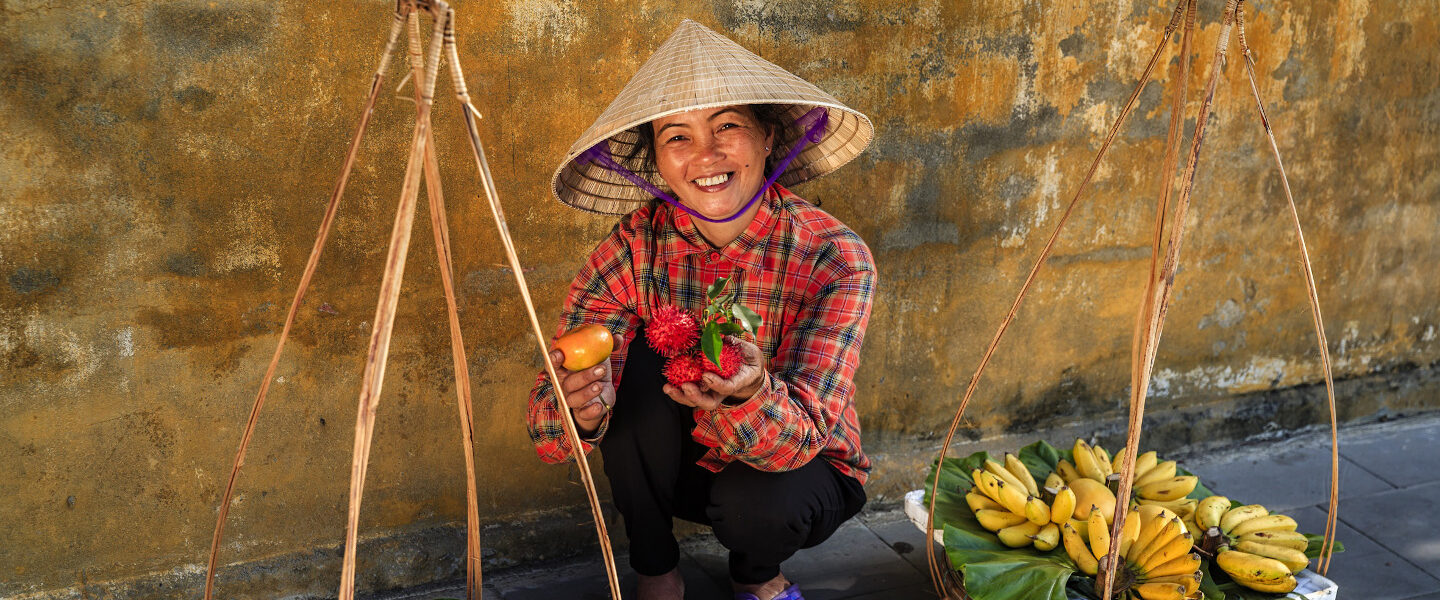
527,19,876,600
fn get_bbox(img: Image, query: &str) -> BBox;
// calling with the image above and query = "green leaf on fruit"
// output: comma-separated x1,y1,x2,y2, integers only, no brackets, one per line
707,277,729,301
732,303,762,335
702,321,722,366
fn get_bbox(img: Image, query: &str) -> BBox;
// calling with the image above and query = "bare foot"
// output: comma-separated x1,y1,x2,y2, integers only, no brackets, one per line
732,572,791,599
637,568,684,600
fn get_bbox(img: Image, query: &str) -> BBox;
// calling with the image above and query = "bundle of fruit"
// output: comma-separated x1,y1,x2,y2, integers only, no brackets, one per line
1061,505,1203,600
923,439,1339,600
646,276,761,386
1196,496,1311,594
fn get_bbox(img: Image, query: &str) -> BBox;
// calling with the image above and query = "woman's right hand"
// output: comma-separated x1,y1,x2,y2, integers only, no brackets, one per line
548,348,615,435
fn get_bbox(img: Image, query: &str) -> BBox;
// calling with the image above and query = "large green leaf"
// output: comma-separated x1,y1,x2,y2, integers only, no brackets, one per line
1017,439,1063,482
944,525,1076,600
1303,533,1346,558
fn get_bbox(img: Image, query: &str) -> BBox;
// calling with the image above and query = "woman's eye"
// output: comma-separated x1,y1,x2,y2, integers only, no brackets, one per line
717,122,740,131
665,134,687,143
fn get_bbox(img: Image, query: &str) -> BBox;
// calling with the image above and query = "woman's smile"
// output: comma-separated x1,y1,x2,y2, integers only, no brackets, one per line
651,105,774,237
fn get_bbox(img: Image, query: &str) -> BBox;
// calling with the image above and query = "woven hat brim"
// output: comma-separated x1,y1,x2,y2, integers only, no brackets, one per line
550,20,874,215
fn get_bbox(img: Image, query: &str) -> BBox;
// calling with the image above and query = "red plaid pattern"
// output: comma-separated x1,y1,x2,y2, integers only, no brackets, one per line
526,184,874,484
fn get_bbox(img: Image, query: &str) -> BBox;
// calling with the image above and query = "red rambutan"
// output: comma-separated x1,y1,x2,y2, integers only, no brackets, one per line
701,342,745,378
663,352,706,386
646,304,700,357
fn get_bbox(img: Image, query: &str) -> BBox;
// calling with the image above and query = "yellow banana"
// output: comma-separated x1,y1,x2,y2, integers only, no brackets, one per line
994,481,1031,517
1130,510,1168,561
1061,521,1099,576
1141,531,1195,572
1194,495,1230,531
1087,507,1111,562
1230,514,1298,537
1032,522,1060,551
1004,453,1041,496
1143,572,1201,597
1134,460,1177,487
1092,444,1114,477
1138,497,1198,520
1070,516,1090,539
1236,530,1309,551
996,520,1042,548
1128,450,1159,481
1055,459,1082,482
1215,549,1293,584
1141,552,1202,579
1024,495,1051,526
974,471,1027,515
966,491,1005,513
1050,486,1076,525
1131,582,1186,600
1136,476,1198,502
1133,518,1182,568
975,509,1029,531
1045,472,1066,491
1117,509,1142,558
1219,504,1268,533
1234,540,1310,573
1073,439,1106,482
985,459,1028,491
1233,574,1298,594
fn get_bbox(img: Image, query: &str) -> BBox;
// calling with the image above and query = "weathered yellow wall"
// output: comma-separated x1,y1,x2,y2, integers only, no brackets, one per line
2,0,1436,596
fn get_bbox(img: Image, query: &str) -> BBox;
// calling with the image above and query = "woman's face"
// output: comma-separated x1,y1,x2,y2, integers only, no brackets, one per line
651,105,775,221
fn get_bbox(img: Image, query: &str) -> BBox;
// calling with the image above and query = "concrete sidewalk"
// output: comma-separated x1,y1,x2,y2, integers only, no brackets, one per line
379,413,1440,600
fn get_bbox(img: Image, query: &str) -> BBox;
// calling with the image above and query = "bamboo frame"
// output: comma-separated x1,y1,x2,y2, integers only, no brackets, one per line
204,2,621,599
923,1,1341,597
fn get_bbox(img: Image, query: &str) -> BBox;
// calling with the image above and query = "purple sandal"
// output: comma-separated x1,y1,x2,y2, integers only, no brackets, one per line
734,583,804,600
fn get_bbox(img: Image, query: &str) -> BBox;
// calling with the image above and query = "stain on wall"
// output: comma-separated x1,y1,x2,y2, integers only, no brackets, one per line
1,0,1436,596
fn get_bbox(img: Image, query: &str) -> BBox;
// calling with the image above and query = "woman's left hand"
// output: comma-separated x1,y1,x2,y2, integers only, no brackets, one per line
662,336,766,411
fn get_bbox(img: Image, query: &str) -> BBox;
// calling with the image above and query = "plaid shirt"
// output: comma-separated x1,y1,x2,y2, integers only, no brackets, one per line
526,184,874,484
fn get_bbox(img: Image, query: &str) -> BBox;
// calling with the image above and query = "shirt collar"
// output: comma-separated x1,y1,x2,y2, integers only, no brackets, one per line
657,184,784,272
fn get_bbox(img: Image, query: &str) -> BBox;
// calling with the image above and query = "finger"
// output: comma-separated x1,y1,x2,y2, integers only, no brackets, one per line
701,372,735,395
562,381,604,409
661,384,688,406
549,349,566,366
573,399,607,421
561,365,609,395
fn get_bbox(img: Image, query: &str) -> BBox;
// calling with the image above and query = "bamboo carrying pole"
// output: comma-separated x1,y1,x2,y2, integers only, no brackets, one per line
923,1,1341,597
204,2,622,599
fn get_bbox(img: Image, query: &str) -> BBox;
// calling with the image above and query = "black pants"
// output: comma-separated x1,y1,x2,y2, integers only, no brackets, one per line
599,328,866,584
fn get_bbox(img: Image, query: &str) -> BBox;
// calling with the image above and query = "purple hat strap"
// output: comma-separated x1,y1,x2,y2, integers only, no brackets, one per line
578,106,830,224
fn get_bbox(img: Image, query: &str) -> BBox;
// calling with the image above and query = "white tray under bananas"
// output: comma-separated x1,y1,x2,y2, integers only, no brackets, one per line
903,490,1338,600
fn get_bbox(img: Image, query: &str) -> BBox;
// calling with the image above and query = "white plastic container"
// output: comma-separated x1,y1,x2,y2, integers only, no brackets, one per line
903,489,1339,599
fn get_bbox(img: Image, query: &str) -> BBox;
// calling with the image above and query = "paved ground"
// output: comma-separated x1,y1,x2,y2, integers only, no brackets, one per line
379,413,1440,600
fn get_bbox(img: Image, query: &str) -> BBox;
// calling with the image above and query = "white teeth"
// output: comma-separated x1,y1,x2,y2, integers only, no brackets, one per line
693,173,729,187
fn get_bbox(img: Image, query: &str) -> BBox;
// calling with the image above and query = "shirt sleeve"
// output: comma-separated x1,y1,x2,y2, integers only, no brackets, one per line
526,223,641,464
691,252,875,473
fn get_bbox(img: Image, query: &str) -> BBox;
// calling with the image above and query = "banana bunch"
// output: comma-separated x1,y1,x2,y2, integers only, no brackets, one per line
1060,504,1202,600
1195,495,1308,593
966,454,1073,550
1056,440,1200,522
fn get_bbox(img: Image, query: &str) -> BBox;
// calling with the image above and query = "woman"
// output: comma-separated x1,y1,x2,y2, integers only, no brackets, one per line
527,20,876,600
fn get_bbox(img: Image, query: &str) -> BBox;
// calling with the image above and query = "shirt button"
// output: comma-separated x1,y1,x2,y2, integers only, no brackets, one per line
707,252,719,263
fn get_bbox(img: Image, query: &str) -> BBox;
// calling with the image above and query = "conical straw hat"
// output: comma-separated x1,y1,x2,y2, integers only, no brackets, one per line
552,19,874,215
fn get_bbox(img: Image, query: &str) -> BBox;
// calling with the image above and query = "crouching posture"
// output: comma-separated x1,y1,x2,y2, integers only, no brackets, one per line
527,20,877,600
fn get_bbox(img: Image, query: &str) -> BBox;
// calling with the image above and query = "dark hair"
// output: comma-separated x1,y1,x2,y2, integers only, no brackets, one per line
625,104,791,175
